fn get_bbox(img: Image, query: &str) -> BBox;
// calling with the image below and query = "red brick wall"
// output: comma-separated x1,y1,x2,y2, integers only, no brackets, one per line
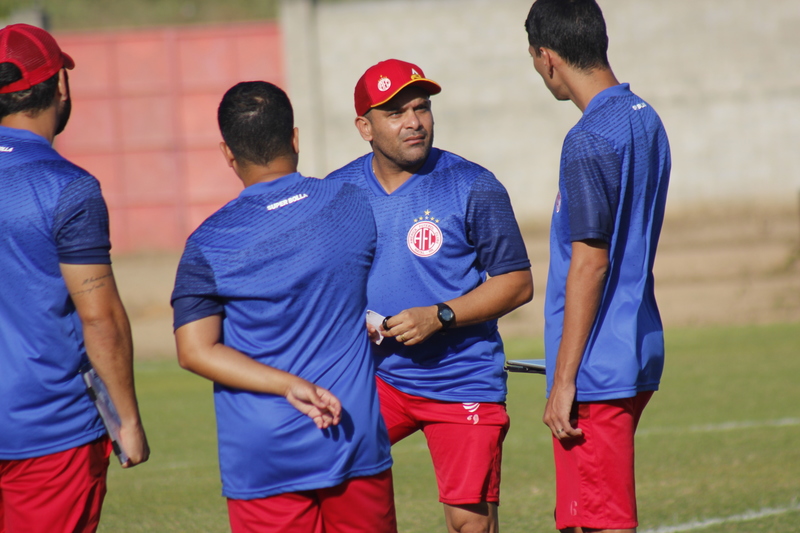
54,22,284,253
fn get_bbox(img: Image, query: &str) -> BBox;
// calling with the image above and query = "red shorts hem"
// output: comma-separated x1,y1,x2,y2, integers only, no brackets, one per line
440,496,501,506
555,520,638,531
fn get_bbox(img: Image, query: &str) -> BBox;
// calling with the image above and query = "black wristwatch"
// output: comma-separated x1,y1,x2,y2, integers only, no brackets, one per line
436,303,456,331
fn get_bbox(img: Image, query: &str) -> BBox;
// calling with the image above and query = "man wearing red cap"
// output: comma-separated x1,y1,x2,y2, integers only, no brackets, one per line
327,59,534,533
0,24,149,533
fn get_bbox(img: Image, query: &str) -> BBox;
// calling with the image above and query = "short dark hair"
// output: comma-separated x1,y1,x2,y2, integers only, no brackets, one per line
217,81,294,167
525,0,610,71
0,62,59,120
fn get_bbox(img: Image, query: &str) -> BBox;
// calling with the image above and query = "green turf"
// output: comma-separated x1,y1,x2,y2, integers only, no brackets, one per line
98,322,800,532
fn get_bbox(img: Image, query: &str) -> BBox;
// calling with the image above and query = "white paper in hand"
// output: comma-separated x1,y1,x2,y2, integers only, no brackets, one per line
366,310,386,345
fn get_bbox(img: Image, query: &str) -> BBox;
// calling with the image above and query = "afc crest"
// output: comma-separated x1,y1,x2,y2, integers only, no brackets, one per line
407,219,443,257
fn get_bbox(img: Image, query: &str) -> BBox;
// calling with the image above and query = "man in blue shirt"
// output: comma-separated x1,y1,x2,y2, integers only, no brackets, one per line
525,1,671,531
0,24,149,533
327,59,533,533
172,81,395,533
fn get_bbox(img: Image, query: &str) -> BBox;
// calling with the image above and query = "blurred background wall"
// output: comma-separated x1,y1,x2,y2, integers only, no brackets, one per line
54,23,283,252
3,0,799,252
284,0,800,219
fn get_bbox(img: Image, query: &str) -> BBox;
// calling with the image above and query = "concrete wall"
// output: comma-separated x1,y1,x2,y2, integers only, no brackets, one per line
282,0,800,221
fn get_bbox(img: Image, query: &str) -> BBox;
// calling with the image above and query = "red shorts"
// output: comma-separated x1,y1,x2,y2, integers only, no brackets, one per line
227,469,396,533
553,391,653,531
0,436,111,533
376,377,509,506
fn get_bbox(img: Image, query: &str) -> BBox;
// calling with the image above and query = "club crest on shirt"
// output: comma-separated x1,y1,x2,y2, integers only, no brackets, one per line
407,210,443,257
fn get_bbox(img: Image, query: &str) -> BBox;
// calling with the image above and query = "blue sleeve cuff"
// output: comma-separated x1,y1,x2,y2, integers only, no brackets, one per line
57,246,112,265
570,230,612,244
173,296,224,330
486,259,532,278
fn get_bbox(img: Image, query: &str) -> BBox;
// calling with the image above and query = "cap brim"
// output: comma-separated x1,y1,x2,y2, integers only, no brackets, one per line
369,78,442,111
62,51,74,70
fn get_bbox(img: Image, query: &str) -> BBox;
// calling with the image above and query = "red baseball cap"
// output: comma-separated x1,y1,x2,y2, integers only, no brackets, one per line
0,23,74,94
354,59,441,116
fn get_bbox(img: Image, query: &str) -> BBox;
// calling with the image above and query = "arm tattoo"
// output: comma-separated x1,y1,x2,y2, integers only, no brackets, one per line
70,273,113,297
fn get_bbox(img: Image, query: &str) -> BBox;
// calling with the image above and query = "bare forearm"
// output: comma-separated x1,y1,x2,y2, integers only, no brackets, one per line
177,337,296,396
552,241,609,386
61,262,149,466
543,240,608,439
174,316,341,428
60,263,142,423
381,269,532,345
447,269,533,327
82,304,142,424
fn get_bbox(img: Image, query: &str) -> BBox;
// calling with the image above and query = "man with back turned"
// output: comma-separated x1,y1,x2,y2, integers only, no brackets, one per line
524,1,671,531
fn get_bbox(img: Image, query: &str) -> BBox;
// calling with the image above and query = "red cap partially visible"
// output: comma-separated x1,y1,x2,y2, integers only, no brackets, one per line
0,23,74,94
354,59,441,116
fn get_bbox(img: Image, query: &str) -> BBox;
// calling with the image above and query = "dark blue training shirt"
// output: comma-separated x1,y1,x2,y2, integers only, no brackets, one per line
172,173,392,499
544,84,671,401
0,125,110,459
327,149,531,403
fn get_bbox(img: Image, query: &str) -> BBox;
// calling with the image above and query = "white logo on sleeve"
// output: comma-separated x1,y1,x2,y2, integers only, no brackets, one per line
0,146,13,152
632,102,647,111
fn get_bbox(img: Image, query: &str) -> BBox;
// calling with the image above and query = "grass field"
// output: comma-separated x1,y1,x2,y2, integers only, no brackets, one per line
97,322,800,532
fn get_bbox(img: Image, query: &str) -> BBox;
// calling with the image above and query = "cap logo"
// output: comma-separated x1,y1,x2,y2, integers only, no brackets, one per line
377,76,392,92
410,68,422,80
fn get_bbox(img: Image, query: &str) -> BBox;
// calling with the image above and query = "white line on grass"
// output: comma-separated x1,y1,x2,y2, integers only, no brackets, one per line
637,417,800,436
640,502,800,533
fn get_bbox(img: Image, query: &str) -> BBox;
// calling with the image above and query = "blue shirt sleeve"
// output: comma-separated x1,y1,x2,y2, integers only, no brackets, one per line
53,175,112,264
562,130,621,243
171,240,224,329
465,171,531,277
172,296,224,330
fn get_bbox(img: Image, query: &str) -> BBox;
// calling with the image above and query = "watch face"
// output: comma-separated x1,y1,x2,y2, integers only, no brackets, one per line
440,308,455,323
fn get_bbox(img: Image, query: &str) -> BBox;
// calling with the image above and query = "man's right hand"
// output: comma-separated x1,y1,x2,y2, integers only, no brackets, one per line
284,378,342,429
381,306,441,345
542,380,583,441
119,419,150,468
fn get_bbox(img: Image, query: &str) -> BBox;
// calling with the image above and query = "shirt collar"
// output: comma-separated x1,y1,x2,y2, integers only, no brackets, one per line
584,83,631,115
238,172,306,198
0,125,51,145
